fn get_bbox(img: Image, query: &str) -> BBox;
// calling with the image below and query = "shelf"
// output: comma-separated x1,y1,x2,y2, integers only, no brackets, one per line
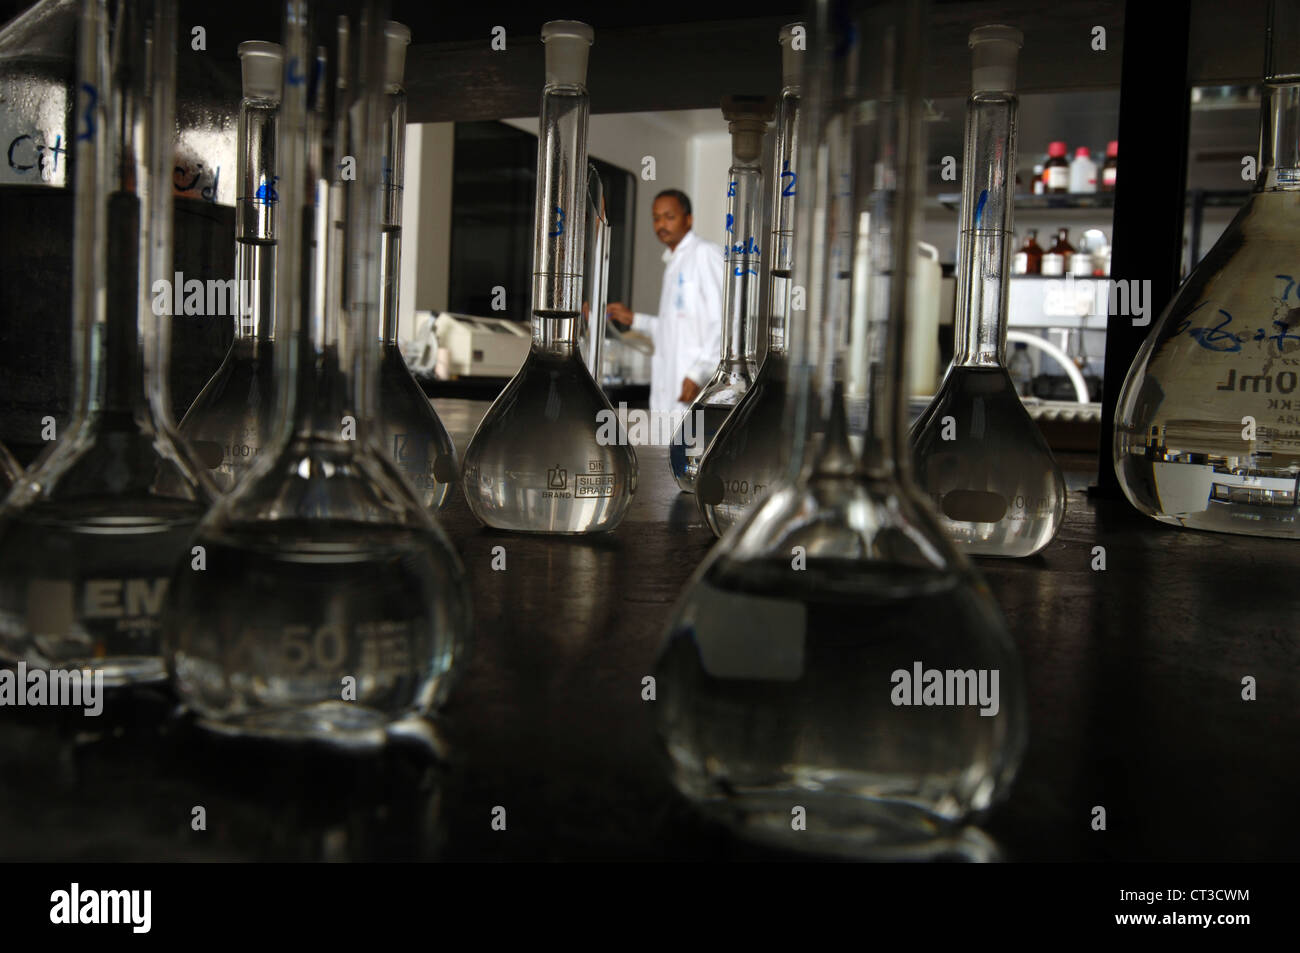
930,189,1250,213
932,192,1114,212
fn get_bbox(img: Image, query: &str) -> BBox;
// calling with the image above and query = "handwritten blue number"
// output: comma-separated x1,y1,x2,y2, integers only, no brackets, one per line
549,206,565,237
77,83,97,142
781,161,797,197
1279,275,1296,303
727,181,736,197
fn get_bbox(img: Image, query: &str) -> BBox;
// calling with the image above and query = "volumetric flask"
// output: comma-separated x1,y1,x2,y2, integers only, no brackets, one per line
460,21,637,534
696,25,802,533
909,26,1066,558
1115,1,1300,537
669,95,771,493
164,1,470,743
0,0,214,686
654,0,1026,858
375,21,457,510
177,40,283,492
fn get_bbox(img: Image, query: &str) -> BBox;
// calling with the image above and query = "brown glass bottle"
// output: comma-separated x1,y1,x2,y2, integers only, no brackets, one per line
1045,140,1069,193
1101,140,1118,191
1012,228,1043,274
1041,227,1074,276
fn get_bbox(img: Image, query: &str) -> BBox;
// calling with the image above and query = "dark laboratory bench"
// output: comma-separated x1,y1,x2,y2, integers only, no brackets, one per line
0,397,1297,862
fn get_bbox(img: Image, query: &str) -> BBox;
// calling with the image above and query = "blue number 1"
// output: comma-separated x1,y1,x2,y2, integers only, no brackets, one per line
549,206,566,237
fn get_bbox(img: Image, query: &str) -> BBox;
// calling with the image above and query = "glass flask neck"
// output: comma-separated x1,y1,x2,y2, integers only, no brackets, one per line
530,81,589,351
952,91,1017,369
274,6,383,453
722,157,763,368
1258,81,1300,190
70,0,177,434
767,84,801,356
236,93,279,341
378,86,405,344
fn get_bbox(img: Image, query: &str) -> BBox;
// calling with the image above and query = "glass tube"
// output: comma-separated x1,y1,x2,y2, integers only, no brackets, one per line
696,23,803,534
0,0,212,686
583,163,611,385
1114,0,1300,537
163,0,470,744
374,20,457,510
909,26,1066,558
176,40,282,492
653,0,1026,858
460,21,637,534
669,95,771,493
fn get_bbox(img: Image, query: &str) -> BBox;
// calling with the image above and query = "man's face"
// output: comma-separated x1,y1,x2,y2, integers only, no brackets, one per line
652,196,692,250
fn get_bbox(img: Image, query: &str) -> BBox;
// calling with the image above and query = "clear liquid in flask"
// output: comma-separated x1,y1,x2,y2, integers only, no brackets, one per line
0,496,204,684
669,398,737,493
166,517,465,739
911,365,1066,557
461,334,637,534
695,352,787,534
1115,190,1300,536
179,333,277,491
656,548,1023,856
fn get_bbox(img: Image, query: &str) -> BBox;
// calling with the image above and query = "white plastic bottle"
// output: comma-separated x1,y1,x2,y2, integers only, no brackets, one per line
1069,146,1097,193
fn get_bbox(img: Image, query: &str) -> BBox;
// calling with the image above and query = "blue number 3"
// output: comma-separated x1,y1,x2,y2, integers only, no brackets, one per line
77,83,98,142
549,206,565,237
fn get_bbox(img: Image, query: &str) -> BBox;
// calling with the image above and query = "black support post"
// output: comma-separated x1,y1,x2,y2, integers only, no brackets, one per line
1094,0,1193,497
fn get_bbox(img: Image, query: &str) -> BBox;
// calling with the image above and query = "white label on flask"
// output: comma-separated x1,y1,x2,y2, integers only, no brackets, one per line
1103,167,1117,187
1047,166,1070,190
1041,253,1065,276
692,586,806,681
1012,251,1029,275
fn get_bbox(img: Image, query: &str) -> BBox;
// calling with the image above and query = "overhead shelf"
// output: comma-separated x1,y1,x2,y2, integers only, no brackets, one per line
930,189,1249,213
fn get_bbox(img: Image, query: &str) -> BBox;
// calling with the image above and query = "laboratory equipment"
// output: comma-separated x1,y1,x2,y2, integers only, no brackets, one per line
0,0,214,685
164,1,471,742
1041,227,1074,276
582,163,612,386
910,25,1066,559
1044,141,1069,192
177,40,283,492
669,95,772,493
654,0,1026,858
1114,0,1300,538
1012,229,1043,275
695,26,801,533
1069,146,1097,193
374,21,457,509
1101,140,1118,191
433,312,530,377
460,21,637,534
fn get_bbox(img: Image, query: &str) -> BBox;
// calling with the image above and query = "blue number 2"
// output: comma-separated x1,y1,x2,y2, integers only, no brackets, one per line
77,83,98,142
549,206,565,237
781,161,797,197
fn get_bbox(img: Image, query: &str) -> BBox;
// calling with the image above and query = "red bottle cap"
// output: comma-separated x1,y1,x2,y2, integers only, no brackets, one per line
1106,140,1118,157
1048,141,1067,157
1074,146,1091,158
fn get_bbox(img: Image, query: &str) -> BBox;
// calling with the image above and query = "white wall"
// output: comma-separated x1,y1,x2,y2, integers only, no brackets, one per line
400,113,731,338
398,122,454,342
685,131,732,251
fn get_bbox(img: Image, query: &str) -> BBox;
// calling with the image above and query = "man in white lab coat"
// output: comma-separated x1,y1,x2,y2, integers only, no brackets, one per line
606,189,723,420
